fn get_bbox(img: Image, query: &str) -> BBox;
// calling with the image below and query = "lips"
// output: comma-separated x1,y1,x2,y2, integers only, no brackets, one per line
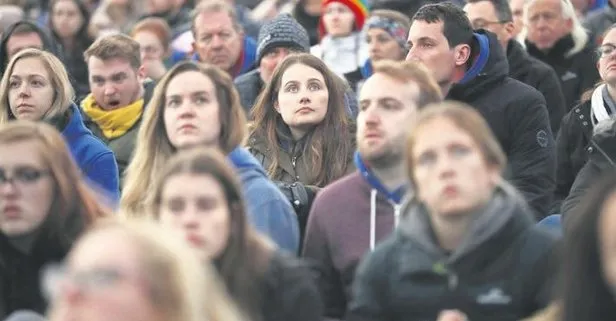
2,204,21,219
185,233,204,247
296,107,314,114
441,185,459,198
178,124,197,131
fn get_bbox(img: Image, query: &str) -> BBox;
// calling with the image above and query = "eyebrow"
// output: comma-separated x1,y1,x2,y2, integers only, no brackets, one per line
407,36,435,45
166,90,210,98
10,73,46,79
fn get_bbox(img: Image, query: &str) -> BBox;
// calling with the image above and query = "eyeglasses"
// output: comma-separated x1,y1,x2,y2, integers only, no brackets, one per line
41,263,128,301
470,19,510,30
597,44,616,59
0,166,49,186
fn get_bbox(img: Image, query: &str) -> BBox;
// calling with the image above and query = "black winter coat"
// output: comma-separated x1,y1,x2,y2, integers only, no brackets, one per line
526,34,600,110
447,30,556,219
347,185,560,321
553,100,593,214
259,251,323,321
562,119,616,217
507,40,566,136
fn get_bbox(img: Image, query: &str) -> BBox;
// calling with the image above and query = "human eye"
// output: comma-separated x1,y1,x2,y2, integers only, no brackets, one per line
308,82,321,91
166,97,181,108
417,152,436,166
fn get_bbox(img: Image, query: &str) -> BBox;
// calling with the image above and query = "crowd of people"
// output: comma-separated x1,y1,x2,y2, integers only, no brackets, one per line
0,0,616,320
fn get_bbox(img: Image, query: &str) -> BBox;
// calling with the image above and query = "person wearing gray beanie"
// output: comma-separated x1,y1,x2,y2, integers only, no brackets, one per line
235,13,358,118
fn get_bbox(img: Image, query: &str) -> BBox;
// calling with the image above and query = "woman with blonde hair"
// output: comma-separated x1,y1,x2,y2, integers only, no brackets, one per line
347,101,560,321
46,219,243,321
121,61,299,253
151,147,322,321
0,48,119,203
0,121,108,318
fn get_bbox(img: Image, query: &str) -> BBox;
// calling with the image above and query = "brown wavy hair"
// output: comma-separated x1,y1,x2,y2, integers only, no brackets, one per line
250,53,354,186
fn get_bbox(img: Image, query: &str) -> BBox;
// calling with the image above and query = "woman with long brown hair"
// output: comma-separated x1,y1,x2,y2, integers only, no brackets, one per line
248,53,355,236
0,121,108,318
151,147,322,321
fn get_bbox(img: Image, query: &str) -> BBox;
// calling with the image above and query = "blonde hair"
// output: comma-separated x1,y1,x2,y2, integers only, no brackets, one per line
405,101,507,186
51,218,245,321
0,48,74,124
121,61,247,218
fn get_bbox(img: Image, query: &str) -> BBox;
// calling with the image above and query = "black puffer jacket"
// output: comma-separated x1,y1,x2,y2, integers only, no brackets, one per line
447,30,556,219
507,40,566,136
553,99,593,214
526,34,600,110
347,184,560,321
562,118,616,218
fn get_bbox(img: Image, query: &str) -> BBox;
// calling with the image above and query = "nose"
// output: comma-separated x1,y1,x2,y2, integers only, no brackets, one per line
210,35,224,48
436,154,456,179
103,83,117,96
406,48,420,62
362,105,380,126
60,279,84,305
180,207,200,230
178,103,197,119
0,180,18,198
17,83,31,97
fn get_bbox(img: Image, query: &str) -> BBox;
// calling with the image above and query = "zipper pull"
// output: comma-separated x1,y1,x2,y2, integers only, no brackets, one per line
292,156,297,167
448,273,458,290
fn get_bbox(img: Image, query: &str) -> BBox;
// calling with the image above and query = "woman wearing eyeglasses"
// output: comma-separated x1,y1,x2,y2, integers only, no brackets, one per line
0,121,108,318
46,219,244,321
559,24,616,218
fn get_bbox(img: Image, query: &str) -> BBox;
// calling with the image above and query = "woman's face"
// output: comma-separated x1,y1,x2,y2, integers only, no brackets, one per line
599,192,616,292
366,28,405,62
412,117,500,219
8,57,55,121
133,31,165,62
0,140,54,237
276,63,329,135
48,229,161,321
158,174,231,262
323,2,355,37
51,0,84,39
164,71,221,150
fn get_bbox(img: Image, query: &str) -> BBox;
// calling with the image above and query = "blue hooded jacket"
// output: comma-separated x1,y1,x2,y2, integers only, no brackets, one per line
228,146,300,253
62,103,120,204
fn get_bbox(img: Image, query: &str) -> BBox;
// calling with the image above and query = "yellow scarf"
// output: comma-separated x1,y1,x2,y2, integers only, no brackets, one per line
81,94,144,139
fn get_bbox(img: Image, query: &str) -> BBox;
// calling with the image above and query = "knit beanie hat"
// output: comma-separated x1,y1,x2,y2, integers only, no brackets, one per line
256,13,311,64
319,0,369,38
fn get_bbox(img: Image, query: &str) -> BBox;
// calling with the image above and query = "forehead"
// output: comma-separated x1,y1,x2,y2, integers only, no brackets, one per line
408,20,446,42
464,1,498,19
603,28,616,44
166,70,215,95
7,32,43,48
194,11,235,32
527,0,562,13
367,28,393,37
0,140,44,167
280,63,324,83
53,0,79,11
70,229,140,271
413,117,475,151
133,31,162,45
162,173,226,197
11,57,49,77
509,0,525,9
88,56,134,74
360,73,419,103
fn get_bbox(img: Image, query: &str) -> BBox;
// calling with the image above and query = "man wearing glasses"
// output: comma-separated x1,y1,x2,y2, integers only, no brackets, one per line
464,0,566,136
523,0,599,110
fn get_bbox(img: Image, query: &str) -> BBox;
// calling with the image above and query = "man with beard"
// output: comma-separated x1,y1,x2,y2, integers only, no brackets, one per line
302,60,443,321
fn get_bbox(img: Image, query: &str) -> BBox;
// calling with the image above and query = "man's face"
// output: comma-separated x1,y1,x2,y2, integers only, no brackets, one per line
87,57,144,110
6,32,43,61
259,47,292,83
406,20,463,88
357,72,421,168
525,0,573,50
145,0,172,14
464,1,514,48
509,0,525,37
192,11,243,73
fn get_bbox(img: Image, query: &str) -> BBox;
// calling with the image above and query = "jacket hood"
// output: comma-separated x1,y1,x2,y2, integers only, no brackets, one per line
0,21,60,72
447,30,509,102
354,151,407,203
398,182,533,263
62,103,93,141
228,146,269,177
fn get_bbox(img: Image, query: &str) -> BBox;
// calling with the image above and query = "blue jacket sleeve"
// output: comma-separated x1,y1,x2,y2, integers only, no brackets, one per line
249,196,300,254
84,151,120,206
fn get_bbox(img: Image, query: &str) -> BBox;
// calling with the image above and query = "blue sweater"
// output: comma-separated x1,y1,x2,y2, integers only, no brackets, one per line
62,103,120,205
228,147,300,253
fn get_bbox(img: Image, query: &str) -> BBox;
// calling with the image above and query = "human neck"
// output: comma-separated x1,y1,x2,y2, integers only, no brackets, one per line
370,160,408,192
8,229,41,254
430,213,474,252
289,126,308,141
61,36,76,50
